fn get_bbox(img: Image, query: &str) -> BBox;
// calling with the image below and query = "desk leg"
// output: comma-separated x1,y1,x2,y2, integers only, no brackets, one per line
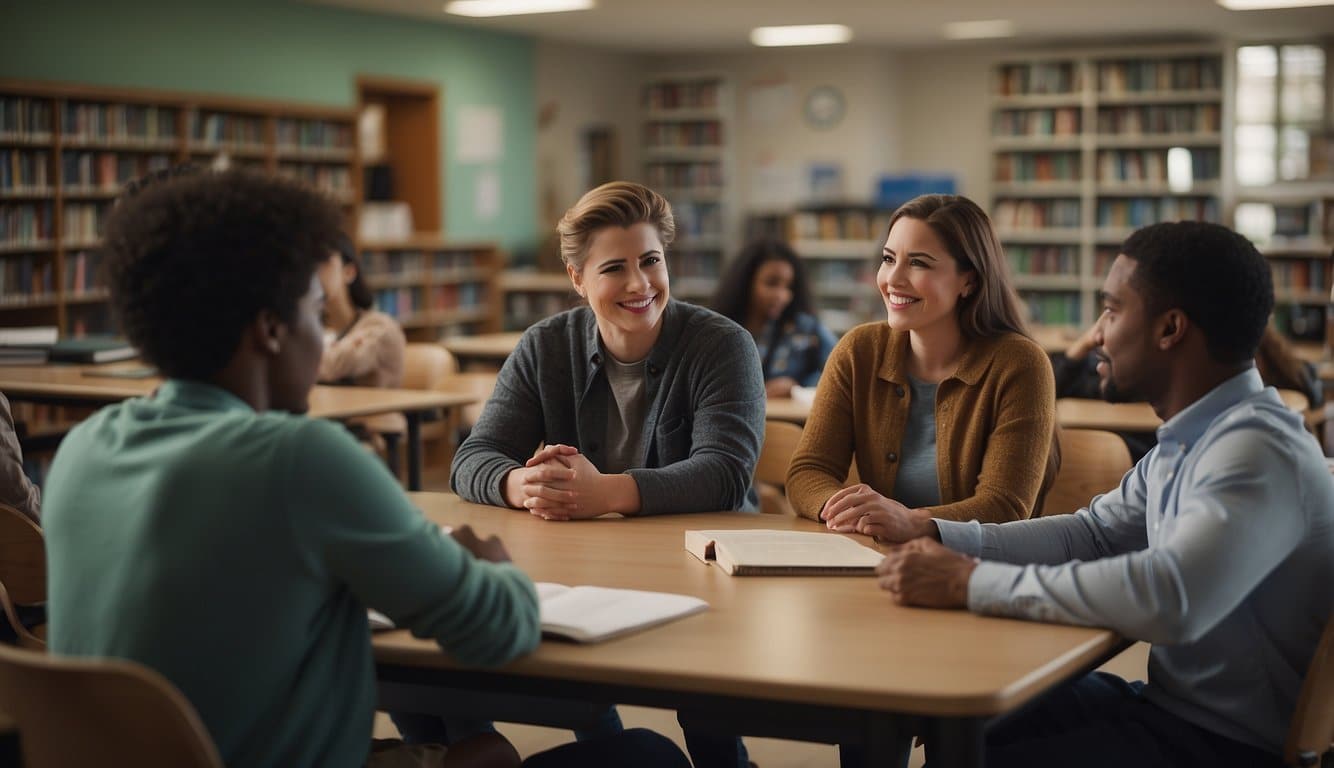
927,717,984,768
382,432,401,480
407,412,422,491
845,715,912,768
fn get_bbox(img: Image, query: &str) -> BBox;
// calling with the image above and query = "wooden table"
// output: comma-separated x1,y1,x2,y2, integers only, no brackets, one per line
441,332,523,370
765,396,811,425
1029,325,1082,355
374,493,1125,768
0,364,477,491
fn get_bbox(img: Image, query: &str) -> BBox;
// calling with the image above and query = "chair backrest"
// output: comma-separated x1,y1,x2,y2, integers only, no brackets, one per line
402,343,458,392
0,643,223,768
756,420,804,488
0,503,44,605
1286,617,1334,767
1277,388,1310,415
1040,429,1133,517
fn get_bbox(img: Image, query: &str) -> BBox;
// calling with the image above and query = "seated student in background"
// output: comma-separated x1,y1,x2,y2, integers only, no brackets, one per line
452,180,765,518
711,238,837,397
444,180,762,768
1052,316,1323,461
318,232,406,389
40,170,685,768
0,392,39,524
787,194,1058,532
874,221,1334,768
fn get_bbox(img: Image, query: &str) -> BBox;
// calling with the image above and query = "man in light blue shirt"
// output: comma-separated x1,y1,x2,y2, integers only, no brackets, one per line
869,221,1333,767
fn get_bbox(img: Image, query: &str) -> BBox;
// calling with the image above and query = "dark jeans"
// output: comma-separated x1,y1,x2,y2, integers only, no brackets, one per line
523,727,690,768
983,672,1282,768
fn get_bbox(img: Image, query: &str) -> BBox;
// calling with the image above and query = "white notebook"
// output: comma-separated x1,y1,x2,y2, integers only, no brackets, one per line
369,582,708,644
685,529,884,576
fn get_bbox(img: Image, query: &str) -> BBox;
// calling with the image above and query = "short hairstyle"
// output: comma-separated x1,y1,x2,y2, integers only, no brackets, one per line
556,181,675,271
887,194,1029,339
1119,221,1273,365
712,238,815,328
104,170,343,380
331,231,374,311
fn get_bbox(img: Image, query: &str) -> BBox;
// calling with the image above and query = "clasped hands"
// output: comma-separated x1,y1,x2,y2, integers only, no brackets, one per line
821,483,977,609
502,444,615,521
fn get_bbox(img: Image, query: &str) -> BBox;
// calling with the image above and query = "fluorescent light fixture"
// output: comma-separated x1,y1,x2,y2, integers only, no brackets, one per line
444,0,593,17
750,24,852,47
943,19,1016,40
1217,0,1334,8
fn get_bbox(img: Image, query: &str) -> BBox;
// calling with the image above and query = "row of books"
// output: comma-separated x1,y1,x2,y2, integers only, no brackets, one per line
505,292,574,329
646,161,723,189
1095,104,1221,135
807,259,874,285
276,164,353,198
1020,290,1083,325
1008,245,1080,275
1096,148,1221,183
0,203,54,246
187,112,265,146
0,98,54,139
996,62,1080,96
275,119,353,151
995,151,1082,183
1094,248,1120,276
1270,259,1330,293
64,250,105,294
992,108,1081,138
373,282,486,318
994,198,1082,229
790,210,894,242
664,251,719,281
62,203,108,242
644,121,724,148
1096,58,1222,94
643,81,722,112
1,150,49,192
674,201,723,239
1095,196,1220,228
0,256,53,303
362,249,487,277
61,103,177,146
63,151,171,191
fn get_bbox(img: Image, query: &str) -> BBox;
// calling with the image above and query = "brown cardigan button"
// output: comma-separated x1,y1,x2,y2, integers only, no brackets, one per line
886,451,898,462
894,384,905,397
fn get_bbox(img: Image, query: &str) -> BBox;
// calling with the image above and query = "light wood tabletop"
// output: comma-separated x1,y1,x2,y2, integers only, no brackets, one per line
0,363,477,490
441,332,523,367
374,493,1124,767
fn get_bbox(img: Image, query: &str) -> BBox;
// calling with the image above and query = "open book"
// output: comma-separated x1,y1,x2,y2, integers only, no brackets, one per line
369,582,707,644
685,529,884,576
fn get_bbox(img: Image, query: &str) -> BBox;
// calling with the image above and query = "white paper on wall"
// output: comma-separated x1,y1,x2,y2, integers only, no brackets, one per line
457,105,504,164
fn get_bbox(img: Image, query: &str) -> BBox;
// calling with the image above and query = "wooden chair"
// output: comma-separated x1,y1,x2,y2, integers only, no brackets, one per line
1286,618,1334,767
756,420,804,515
0,503,44,649
372,343,459,478
0,642,223,768
1039,429,1133,517
1278,388,1311,415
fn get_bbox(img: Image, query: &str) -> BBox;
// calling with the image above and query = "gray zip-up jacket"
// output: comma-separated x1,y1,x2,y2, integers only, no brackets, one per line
451,300,765,514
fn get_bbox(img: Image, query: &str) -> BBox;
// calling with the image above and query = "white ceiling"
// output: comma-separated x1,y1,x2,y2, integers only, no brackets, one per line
310,0,1334,52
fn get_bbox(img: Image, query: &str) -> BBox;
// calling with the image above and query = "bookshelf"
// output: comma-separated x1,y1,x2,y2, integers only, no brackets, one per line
642,74,734,304
990,49,1225,327
498,270,579,331
0,79,361,336
1234,190,1334,344
358,237,502,341
786,206,891,333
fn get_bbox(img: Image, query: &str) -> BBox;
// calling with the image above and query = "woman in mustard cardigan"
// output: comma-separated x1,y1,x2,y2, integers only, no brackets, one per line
786,194,1059,537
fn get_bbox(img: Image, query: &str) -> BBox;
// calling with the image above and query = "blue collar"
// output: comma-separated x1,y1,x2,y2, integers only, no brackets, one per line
155,379,256,414
1157,367,1265,447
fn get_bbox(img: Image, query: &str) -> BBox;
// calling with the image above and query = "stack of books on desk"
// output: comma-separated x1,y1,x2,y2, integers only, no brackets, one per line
0,328,135,364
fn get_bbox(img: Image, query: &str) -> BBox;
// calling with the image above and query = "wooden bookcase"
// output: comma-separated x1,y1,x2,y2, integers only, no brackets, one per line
990,47,1225,327
786,206,891,334
642,73,734,304
1234,191,1334,343
0,79,360,337
498,270,579,331
358,237,501,341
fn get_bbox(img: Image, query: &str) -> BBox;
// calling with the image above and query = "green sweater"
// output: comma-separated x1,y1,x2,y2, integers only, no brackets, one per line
44,380,540,768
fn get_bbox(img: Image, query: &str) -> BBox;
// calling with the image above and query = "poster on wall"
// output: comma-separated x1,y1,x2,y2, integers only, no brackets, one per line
457,105,504,164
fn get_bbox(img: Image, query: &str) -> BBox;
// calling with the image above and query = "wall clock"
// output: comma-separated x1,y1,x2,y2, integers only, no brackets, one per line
803,85,846,129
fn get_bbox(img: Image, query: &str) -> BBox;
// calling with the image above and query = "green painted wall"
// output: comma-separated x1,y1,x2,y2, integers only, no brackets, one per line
0,0,537,251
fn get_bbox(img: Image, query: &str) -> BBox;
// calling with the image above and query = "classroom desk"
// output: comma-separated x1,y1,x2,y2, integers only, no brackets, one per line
1057,389,1315,433
0,364,477,491
374,493,1126,768
1029,324,1082,355
765,396,812,425
441,332,523,370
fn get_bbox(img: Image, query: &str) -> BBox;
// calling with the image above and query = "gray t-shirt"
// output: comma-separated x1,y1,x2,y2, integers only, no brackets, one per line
603,354,649,474
894,376,941,509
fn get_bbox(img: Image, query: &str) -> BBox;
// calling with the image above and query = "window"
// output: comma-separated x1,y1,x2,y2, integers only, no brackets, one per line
1235,42,1330,186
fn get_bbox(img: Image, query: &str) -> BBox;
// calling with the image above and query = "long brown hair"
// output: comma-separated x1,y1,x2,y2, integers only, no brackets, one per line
887,194,1029,340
